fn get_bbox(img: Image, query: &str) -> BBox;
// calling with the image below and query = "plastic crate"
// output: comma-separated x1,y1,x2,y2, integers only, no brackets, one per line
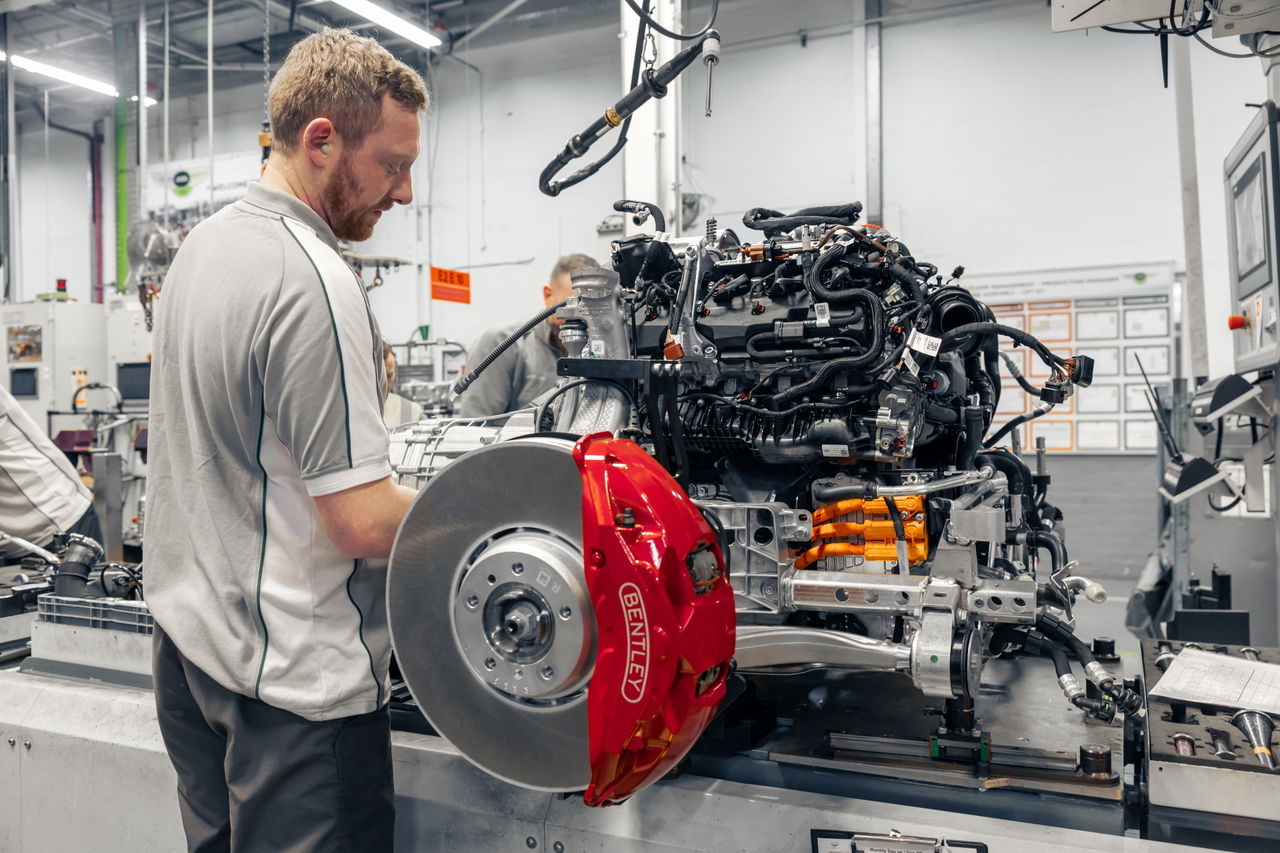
35,594,153,634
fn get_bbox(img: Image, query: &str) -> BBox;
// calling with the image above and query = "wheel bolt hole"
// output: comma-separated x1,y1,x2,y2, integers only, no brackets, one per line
512,562,524,575
540,666,555,681
484,658,496,670
559,606,572,619
466,594,479,610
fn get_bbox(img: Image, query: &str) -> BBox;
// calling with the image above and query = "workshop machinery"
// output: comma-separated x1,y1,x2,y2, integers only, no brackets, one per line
385,200,1141,810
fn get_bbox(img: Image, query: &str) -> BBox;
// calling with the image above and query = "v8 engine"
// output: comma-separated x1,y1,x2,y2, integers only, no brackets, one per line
385,200,1128,808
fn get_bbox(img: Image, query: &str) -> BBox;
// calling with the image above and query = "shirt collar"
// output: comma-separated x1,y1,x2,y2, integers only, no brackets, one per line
241,182,341,253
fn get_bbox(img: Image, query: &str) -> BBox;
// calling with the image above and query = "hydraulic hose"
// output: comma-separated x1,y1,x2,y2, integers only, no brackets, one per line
1027,529,1068,574
957,406,985,470
453,299,569,397
974,449,1029,498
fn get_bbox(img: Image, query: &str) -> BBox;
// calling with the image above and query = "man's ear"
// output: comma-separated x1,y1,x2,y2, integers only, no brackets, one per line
302,118,338,167
542,284,553,306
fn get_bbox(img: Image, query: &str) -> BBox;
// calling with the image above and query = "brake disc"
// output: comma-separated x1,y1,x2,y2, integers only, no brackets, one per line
388,435,593,790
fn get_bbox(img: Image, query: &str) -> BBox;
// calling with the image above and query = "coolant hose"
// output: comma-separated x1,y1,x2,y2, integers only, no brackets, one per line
957,406,985,470
52,534,105,598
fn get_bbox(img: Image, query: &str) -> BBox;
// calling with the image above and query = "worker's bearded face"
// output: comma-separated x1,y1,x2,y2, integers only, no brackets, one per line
323,153,393,243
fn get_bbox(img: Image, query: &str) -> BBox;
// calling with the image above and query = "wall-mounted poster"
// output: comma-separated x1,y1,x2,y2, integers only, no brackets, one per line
1031,420,1073,451
1077,384,1121,414
1028,312,1072,342
1076,310,1120,340
1124,307,1170,338
1125,345,1170,376
1125,420,1159,451
959,262,1175,455
6,325,41,363
1077,420,1121,451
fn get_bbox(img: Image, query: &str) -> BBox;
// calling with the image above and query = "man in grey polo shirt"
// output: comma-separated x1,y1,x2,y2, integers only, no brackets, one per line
146,29,425,852
458,253,599,416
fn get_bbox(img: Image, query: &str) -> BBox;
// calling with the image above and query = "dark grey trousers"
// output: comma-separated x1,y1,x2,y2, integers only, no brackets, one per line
152,625,395,852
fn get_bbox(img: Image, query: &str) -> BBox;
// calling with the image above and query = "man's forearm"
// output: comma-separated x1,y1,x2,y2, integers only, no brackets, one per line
315,477,419,559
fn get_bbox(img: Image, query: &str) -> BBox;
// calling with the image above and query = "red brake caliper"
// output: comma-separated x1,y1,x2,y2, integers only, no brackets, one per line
574,433,736,807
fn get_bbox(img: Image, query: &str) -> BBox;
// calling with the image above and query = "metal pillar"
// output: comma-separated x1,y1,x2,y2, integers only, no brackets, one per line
0,13,13,303
1171,38,1208,383
863,0,882,226
91,450,124,563
111,4,139,293
620,0,681,238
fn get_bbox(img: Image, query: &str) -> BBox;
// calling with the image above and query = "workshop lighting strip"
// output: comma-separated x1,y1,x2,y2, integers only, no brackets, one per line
0,51,156,105
326,0,442,49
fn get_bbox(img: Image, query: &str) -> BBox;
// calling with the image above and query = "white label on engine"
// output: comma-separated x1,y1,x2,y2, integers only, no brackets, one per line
814,303,831,327
907,329,942,356
903,349,920,376
821,444,850,458
590,338,606,356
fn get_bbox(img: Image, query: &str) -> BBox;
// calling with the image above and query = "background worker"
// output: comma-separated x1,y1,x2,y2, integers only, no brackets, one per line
382,339,424,428
0,385,102,556
457,253,599,417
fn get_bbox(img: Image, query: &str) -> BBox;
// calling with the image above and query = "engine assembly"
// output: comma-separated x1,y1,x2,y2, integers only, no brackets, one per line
386,200,1128,807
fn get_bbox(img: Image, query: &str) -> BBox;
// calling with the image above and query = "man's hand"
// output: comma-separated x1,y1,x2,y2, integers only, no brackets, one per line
313,476,417,559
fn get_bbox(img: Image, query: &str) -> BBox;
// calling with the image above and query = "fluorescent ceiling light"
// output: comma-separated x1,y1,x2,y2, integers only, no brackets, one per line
326,0,442,49
0,51,157,105
10,54,117,98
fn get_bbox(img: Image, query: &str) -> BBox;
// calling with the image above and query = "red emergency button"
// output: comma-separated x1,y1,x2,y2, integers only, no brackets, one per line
1228,314,1248,331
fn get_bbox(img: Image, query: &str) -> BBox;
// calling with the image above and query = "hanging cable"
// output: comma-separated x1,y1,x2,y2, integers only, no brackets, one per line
622,0,719,40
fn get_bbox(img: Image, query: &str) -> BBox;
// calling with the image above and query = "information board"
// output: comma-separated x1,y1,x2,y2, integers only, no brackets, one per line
962,263,1175,455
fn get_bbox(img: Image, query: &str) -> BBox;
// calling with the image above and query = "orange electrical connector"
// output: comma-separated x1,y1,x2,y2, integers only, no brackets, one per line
796,494,928,570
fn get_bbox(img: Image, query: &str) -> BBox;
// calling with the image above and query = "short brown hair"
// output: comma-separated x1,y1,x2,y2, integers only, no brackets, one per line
269,28,428,152
550,253,600,281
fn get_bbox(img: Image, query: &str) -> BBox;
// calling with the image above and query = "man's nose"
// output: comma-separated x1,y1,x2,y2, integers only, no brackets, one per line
390,171,413,206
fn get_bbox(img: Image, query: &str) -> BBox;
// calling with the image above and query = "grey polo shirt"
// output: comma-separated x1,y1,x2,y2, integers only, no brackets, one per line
457,322,562,416
0,386,91,552
145,182,391,722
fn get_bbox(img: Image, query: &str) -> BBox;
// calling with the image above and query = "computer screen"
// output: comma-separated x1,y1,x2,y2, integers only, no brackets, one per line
1233,154,1270,290
117,362,151,401
10,368,37,398
1226,105,1280,302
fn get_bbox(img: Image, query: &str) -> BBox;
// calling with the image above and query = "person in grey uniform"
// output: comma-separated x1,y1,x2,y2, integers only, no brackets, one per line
145,29,426,853
0,385,101,557
381,339,423,428
457,253,599,416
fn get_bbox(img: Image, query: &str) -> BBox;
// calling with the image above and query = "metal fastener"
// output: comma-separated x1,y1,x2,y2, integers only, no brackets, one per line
525,837,537,849
6,737,13,747
23,740,31,750
553,843,565,853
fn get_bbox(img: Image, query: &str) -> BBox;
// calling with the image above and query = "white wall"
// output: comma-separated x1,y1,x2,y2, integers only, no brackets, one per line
880,3,1264,379
16,125,96,303
682,0,863,229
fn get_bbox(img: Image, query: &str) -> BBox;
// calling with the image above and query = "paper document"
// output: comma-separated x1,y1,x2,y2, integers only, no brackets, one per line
1149,648,1280,714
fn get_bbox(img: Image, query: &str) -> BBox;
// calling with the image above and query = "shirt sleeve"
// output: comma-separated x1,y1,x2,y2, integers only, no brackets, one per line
457,327,521,417
262,225,391,496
